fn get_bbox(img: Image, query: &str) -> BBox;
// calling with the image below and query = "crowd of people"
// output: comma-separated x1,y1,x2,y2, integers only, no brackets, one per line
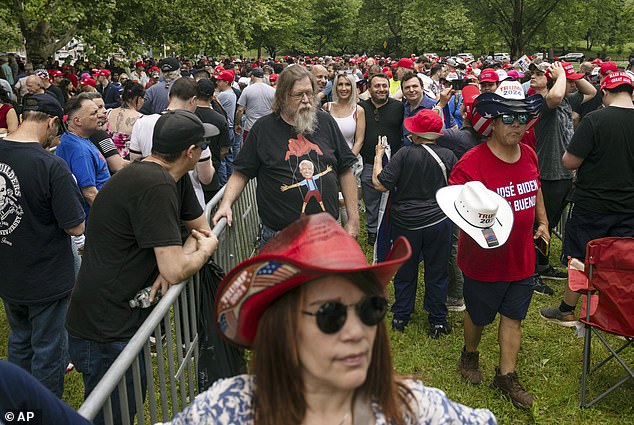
1,49,634,423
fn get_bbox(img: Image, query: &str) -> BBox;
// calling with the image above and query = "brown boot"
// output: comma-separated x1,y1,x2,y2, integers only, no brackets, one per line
459,347,482,384
491,368,534,408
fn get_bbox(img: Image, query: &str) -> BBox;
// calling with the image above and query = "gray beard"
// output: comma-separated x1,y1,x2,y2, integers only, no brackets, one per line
293,105,318,135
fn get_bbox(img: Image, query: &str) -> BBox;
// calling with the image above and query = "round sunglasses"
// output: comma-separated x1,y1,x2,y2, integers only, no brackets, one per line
301,295,388,334
500,113,529,125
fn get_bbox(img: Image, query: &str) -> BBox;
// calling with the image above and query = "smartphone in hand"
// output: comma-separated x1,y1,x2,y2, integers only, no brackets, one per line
535,235,549,256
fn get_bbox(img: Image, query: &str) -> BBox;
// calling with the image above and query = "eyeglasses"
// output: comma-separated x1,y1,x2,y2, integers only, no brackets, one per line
289,91,314,101
197,142,209,150
301,295,388,334
500,113,529,125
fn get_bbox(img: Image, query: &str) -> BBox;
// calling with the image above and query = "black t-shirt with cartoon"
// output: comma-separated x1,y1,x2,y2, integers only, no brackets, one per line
234,111,357,231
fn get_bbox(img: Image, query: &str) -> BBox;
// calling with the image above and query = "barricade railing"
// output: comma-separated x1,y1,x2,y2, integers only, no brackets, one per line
552,204,569,242
77,179,259,424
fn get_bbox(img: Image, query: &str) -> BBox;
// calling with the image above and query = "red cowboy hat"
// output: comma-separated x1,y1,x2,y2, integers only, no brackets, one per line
215,213,411,347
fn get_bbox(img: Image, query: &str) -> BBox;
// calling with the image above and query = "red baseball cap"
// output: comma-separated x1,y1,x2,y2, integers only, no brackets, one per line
50,70,63,77
404,109,443,139
80,77,97,87
599,61,618,76
215,70,234,83
561,62,584,80
462,85,481,120
135,61,146,68
479,68,499,83
214,213,411,347
97,69,111,77
269,73,278,83
396,58,414,70
600,72,633,90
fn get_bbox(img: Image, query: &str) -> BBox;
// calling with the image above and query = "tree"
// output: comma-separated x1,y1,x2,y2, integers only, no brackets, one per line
468,0,565,59
310,0,361,54
402,0,475,54
249,0,311,58
360,0,410,56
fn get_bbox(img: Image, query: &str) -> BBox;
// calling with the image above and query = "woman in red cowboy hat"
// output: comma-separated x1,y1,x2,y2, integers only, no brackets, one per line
161,213,496,425
371,109,456,338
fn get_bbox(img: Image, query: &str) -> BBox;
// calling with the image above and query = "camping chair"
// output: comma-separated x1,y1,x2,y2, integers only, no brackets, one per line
569,237,634,408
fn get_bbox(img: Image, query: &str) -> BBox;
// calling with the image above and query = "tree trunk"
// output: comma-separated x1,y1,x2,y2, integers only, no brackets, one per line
510,0,524,60
21,21,75,65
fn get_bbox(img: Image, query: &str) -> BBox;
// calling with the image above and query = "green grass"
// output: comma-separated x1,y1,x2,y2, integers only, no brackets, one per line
357,221,633,424
1,223,632,423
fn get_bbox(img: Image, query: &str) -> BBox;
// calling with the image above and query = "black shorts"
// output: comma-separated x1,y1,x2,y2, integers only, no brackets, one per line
463,275,533,326
561,204,634,265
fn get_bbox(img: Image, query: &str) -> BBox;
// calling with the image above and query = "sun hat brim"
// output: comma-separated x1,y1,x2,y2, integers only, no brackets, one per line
436,185,514,249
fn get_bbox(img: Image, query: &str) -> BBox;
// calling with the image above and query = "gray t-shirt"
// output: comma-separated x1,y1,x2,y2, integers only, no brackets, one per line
533,92,583,180
217,88,237,128
237,82,275,130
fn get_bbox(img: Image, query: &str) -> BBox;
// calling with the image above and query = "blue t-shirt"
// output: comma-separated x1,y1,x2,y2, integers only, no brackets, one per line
57,131,111,218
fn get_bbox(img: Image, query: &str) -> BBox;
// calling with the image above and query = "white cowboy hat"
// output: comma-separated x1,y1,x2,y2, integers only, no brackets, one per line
436,181,514,249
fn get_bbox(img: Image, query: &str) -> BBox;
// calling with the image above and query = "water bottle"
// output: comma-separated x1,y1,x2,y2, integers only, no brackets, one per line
129,286,161,308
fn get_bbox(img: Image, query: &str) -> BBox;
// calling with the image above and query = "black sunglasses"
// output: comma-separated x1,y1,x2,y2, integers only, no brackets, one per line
302,295,388,334
198,142,209,150
500,113,529,125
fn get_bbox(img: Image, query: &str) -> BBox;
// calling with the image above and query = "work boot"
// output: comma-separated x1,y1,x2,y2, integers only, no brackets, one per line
459,347,482,385
491,368,534,408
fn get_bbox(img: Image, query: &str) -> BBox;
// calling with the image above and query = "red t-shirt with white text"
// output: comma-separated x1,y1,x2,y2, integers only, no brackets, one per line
449,142,540,282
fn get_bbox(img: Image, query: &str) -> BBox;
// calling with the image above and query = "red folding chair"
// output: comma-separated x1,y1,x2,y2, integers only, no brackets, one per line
570,237,634,408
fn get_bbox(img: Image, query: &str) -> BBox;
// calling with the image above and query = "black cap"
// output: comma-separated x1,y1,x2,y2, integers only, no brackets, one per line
196,78,215,97
251,67,264,78
152,110,219,154
161,57,181,72
22,93,64,120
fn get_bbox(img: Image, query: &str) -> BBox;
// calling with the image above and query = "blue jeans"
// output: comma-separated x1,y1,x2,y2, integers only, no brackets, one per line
3,297,69,398
390,218,452,325
219,131,242,186
68,334,146,425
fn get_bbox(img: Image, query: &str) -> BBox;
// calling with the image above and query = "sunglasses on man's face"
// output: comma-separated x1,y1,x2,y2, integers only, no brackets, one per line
500,113,529,125
302,295,388,334
198,142,209,151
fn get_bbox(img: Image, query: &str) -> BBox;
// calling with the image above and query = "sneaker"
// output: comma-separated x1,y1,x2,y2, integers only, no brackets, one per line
392,319,407,332
539,307,578,327
446,297,466,312
539,266,568,280
491,368,534,408
532,275,554,295
429,322,452,339
367,232,377,246
459,348,482,385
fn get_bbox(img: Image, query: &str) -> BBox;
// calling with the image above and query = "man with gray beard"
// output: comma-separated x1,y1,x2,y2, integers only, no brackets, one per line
213,65,359,247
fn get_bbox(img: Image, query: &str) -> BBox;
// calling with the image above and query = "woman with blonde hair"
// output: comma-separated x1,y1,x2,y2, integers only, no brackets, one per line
324,72,365,156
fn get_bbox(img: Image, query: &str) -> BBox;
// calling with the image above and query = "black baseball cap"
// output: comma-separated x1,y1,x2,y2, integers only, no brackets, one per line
161,57,181,72
22,93,64,120
251,67,264,78
152,110,219,154
196,78,215,97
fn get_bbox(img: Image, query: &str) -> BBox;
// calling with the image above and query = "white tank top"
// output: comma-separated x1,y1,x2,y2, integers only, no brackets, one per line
332,112,356,150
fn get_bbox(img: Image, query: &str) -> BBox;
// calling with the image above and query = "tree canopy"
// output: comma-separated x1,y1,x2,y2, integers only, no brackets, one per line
1,0,632,61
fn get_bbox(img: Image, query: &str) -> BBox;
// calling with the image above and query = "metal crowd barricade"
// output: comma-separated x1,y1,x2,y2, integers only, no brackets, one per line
552,204,570,241
77,179,259,424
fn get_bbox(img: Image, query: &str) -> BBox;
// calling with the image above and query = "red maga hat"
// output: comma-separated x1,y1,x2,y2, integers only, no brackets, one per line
80,77,97,87
97,69,111,77
50,70,63,77
403,109,443,139
599,61,618,76
215,70,234,83
479,68,499,83
561,62,584,80
135,61,146,68
396,58,414,70
214,213,411,348
600,72,633,90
